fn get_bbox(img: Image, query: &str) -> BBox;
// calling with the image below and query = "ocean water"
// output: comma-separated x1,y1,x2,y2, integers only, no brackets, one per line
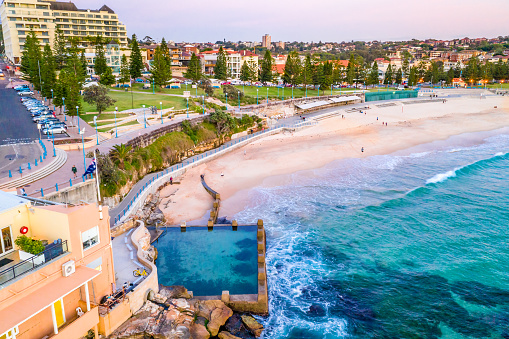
155,226,258,296
234,129,509,338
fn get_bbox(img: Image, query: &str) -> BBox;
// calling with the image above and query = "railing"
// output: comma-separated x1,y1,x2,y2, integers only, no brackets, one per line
0,240,68,285
113,120,317,225
0,140,46,180
27,175,95,198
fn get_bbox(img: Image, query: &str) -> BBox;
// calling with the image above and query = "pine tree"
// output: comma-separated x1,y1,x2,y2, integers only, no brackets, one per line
346,54,356,84
160,38,172,72
408,66,417,86
260,49,274,84
20,30,41,90
395,68,403,85
384,64,393,85
94,41,107,76
99,66,115,86
185,52,202,83
249,60,258,82
57,52,85,116
240,62,251,82
151,45,171,88
53,26,67,69
282,51,301,86
129,34,144,79
40,44,56,98
301,55,313,89
368,61,379,86
214,46,227,80
402,56,410,76
120,54,130,84
80,50,88,77
319,61,333,92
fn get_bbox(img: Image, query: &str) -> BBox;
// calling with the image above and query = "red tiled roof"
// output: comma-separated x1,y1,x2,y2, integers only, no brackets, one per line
272,64,285,74
240,50,257,57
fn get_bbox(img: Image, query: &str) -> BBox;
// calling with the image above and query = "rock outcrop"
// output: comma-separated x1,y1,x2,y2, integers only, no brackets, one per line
241,315,264,337
218,331,243,339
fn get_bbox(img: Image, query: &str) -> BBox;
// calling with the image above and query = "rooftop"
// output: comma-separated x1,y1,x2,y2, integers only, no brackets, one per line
0,191,28,213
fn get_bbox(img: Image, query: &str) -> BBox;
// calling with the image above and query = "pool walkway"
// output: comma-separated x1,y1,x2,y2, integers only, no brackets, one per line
112,228,143,289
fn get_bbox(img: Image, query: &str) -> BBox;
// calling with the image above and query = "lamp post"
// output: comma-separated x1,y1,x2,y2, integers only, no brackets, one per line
292,85,294,99
80,128,86,171
317,84,320,97
266,87,269,104
257,88,259,105
62,97,66,121
142,105,146,128
225,92,228,106
51,129,56,157
160,102,163,124
152,78,155,94
282,86,285,100
114,106,118,138
76,106,80,130
93,116,99,145
305,85,308,98
238,91,240,111
186,98,189,118
277,86,279,98
50,88,53,106
202,95,205,114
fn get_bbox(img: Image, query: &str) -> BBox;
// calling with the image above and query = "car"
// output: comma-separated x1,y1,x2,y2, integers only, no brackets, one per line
31,111,51,117
39,118,60,125
42,126,67,135
33,114,54,122
18,91,34,96
14,85,29,90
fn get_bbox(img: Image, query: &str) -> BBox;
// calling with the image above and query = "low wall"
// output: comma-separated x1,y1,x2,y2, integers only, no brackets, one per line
44,179,98,204
127,221,159,313
110,219,137,238
98,299,132,337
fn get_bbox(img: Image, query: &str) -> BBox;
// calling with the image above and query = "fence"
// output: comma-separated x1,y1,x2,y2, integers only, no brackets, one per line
27,174,95,198
112,120,317,225
365,90,418,102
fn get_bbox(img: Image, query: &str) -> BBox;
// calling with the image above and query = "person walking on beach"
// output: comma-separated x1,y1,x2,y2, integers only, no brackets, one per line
361,147,364,153
170,177,173,185
72,165,77,178
386,122,388,126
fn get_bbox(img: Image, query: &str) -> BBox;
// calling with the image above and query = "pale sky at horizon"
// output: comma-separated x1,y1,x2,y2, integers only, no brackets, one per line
80,0,508,43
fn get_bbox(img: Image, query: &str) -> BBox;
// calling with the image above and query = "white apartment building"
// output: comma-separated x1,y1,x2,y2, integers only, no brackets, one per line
83,43,131,75
0,0,128,64
199,49,241,79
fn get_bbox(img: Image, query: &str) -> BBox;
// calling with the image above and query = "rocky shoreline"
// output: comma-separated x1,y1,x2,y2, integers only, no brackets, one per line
110,285,264,339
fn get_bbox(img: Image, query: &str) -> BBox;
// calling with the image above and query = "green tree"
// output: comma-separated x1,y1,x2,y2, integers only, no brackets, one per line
282,51,301,86
408,66,417,86
395,68,403,85
240,61,251,82
346,54,356,84
209,109,235,140
402,56,410,76
40,44,56,98
368,61,379,86
301,55,313,89
83,84,116,116
260,49,274,84
80,51,88,77
99,66,115,86
53,26,67,69
57,52,85,116
150,45,172,88
110,144,132,169
20,30,41,91
384,64,393,85
214,46,228,80
185,52,202,83
94,41,107,76
129,34,144,79
119,54,130,84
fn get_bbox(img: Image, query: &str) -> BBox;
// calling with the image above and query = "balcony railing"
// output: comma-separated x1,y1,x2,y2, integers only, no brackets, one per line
0,240,68,285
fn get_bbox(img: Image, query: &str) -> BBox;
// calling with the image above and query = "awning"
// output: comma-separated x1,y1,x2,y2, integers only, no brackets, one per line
0,266,101,334
329,96,361,103
295,100,330,110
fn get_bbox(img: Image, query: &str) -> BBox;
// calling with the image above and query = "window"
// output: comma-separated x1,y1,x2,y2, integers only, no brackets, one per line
18,30,25,35
0,226,14,255
43,12,49,16
9,10,16,14
41,24,47,28
7,3,15,7
42,39,49,43
42,32,48,36
82,226,99,250
16,24,23,28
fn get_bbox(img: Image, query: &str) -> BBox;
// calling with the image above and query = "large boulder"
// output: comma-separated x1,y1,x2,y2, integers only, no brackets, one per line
190,323,210,339
206,302,233,336
241,315,264,337
224,314,255,339
159,285,192,300
218,331,243,339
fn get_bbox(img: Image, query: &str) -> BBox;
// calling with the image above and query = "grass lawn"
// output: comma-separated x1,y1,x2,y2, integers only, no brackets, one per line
98,119,139,133
80,113,132,123
81,90,187,113
233,85,377,99
487,83,509,89
120,83,207,96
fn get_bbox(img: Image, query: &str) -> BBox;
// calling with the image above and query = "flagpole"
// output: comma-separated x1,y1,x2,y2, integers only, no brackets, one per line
93,149,101,203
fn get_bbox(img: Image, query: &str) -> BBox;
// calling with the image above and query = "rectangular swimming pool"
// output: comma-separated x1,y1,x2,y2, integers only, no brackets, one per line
155,226,259,296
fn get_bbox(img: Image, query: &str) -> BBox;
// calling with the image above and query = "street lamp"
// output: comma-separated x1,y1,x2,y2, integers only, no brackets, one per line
79,128,86,171
51,129,56,157
93,116,99,145
292,85,294,99
225,92,228,106
50,89,53,106
282,86,285,100
76,106,80,130
114,106,118,138
202,95,205,114
186,98,189,118
238,91,240,111
317,84,320,97
266,87,269,104
62,97,66,121
257,88,259,105
142,105,146,128
160,101,163,124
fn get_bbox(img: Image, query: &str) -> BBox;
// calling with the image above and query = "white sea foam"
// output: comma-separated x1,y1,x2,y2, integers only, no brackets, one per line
426,168,459,184
494,152,505,157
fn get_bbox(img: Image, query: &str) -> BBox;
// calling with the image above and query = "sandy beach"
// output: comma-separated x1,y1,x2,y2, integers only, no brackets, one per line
159,91,509,224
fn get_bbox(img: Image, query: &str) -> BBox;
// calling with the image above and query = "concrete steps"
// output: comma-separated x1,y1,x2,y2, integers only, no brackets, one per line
0,148,67,190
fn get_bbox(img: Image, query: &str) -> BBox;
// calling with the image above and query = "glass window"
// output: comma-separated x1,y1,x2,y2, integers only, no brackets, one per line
42,39,49,43
18,30,25,35
82,226,99,250
7,3,15,7
0,226,13,254
16,24,23,28
43,12,49,16
9,10,16,14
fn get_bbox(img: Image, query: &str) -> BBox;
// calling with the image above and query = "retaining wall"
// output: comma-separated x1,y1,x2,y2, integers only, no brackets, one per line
44,179,98,204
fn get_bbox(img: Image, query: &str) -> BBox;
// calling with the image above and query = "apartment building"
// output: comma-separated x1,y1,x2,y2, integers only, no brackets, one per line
140,43,188,77
261,34,271,49
0,192,115,339
84,42,131,75
239,50,258,70
199,49,241,79
0,0,128,64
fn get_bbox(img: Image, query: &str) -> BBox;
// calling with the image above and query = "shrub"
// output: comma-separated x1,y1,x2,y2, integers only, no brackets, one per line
15,235,45,255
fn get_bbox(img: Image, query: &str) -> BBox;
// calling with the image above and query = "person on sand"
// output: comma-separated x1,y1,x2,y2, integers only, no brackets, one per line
377,117,378,120
72,165,77,178
221,172,224,177
361,147,364,153
386,122,388,126
170,177,173,185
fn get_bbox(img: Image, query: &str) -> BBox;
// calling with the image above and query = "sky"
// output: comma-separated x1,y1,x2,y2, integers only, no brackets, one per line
81,0,509,43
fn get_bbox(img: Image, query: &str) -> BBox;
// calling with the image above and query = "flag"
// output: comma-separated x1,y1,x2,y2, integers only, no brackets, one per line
83,158,96,176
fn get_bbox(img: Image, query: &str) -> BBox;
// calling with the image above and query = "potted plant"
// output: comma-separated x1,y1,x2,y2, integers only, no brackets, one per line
15,235,45,264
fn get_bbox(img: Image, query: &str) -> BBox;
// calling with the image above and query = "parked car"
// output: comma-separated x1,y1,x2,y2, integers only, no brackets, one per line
18,91,34,96
33,114,54,122
42,126,67,135
14,85,29,90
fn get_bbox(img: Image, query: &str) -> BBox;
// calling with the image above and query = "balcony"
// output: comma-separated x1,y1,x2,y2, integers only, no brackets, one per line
0,240,68,285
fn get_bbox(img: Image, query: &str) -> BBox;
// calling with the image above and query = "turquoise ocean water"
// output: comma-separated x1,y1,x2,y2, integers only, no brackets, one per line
234,129,509,338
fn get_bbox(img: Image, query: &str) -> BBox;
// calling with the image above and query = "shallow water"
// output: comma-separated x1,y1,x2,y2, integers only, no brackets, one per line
155,226,258,296
234,130,509,338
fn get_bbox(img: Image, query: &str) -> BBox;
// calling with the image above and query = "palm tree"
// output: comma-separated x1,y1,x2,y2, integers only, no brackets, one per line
110,144,132,169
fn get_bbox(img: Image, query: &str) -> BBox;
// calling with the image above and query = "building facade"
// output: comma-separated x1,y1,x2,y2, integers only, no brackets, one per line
199,49,241,79
261,34,271,49
0,0,128,64
0,192,115,339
